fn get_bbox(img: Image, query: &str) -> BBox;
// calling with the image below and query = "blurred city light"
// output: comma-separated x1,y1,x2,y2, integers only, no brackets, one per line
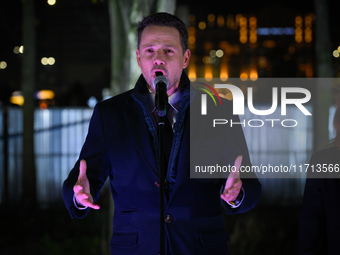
250,70,258,81
87,96,98,108
220,72,228,81
48,57,55,65
47,0,56,6
0,61,7,69
188,56,197,82
39,102,48,109
295,16,303,24
240,72,248,81
216,49,224,58
305,14,313,43
102,88,111,101
205,65,213,81
13,45,24,54
208,14,215,27
217,15,225,27
13,46,20,54
220,61,228,81
10,91,24,106
41,57,56,65
263,40,276,48
239,16,248,44
188,26,196,46
207,14,215,22
36,90,55,100
203,56,216,64
189,36,196,45
295,16,303,43
333,50,340,58
41,57,48,65
257,27,295,35
198,21,206,30
189,15,195,23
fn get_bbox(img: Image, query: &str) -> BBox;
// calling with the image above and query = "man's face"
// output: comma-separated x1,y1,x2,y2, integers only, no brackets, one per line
136,25,191,95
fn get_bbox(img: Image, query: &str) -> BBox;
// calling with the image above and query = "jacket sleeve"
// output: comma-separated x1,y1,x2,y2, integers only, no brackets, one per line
299,154,327,255
63,104,111,219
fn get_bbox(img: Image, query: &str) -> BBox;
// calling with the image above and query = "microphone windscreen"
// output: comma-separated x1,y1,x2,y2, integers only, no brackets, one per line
153,75,169,88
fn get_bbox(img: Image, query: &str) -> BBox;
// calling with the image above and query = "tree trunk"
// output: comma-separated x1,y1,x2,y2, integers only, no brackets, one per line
108,0,133,96
2,104,9,206
313,0,334,151
156,0,176,13
22,0,37,207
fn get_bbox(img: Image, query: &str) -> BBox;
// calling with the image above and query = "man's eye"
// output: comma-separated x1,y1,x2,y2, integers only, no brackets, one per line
146,49,154,53
165,50,173,53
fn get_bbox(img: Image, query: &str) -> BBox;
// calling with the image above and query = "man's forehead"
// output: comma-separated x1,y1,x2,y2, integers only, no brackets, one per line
140,25,180,43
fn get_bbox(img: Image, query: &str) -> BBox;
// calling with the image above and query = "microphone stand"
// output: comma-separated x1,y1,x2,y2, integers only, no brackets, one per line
155,76,168,255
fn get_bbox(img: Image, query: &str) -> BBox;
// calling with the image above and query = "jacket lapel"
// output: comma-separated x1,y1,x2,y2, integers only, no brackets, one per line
168,114,190,201
125,80,159,178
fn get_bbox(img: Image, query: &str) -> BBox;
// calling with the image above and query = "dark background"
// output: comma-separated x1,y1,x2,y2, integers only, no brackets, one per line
1,0,340,107
1,0,339,254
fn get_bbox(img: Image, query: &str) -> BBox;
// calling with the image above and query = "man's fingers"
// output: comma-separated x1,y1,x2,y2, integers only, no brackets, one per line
234,155,243,172
222,156,243,202
75,159,99,210
74,191,101,210
223,179,242,194
221,181,241,201
87,202,100,210
73,184,83,193
228,155,243,181
221,192,238,202
78,192,89,200
79,159,87,177
81,199,100,210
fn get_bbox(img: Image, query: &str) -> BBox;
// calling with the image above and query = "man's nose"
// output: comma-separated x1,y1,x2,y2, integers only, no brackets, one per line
153,51,165,65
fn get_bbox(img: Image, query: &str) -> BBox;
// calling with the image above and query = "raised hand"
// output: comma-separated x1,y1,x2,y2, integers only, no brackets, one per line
73,160,100,210
221,155,243,203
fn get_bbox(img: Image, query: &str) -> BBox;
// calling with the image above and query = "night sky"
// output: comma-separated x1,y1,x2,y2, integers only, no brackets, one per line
1,0,340,105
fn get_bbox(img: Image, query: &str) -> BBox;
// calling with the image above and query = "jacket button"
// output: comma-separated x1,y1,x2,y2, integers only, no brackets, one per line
154,180,160,188
164,214,172,223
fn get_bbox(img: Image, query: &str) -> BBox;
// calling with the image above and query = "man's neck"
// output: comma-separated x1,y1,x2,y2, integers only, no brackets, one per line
147,85,180,97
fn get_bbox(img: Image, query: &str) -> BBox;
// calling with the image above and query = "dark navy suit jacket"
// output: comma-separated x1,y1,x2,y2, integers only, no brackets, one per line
299,146,340,255
63,72,261,254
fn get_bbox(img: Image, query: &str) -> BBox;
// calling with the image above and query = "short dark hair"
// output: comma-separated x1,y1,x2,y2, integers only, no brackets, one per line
137,12,188,54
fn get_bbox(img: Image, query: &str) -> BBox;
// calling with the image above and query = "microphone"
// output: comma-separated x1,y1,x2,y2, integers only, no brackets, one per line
153,72,169,117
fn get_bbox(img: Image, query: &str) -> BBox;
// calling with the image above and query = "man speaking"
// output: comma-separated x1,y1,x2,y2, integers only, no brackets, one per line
63,12,261,254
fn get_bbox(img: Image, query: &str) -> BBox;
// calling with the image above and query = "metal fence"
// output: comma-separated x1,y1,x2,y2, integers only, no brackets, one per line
0,105,322,207
0,107,93,206
241,105,314,205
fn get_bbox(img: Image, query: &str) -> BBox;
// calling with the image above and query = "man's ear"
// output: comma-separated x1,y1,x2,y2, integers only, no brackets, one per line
183,49,191,69
136,48,141,67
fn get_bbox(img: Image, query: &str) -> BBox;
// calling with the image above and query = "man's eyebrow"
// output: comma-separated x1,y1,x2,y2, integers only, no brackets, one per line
140,44,154,48
140,44,177,48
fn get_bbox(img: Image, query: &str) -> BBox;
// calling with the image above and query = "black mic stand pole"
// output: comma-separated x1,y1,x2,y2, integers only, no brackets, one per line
155,77,168,255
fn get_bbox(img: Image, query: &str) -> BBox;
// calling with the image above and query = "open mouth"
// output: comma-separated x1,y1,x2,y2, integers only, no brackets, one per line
153,69,166,78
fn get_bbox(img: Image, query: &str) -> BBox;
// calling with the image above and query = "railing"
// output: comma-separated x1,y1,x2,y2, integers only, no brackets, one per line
0,107,93,206
0,105,324,206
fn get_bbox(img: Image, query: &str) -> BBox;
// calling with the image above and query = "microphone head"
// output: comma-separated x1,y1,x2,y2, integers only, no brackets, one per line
153,75,169,89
